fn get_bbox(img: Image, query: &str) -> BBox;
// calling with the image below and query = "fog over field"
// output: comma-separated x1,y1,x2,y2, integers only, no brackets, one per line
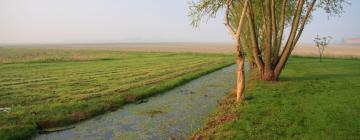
1,43,360,57
0,0,359,44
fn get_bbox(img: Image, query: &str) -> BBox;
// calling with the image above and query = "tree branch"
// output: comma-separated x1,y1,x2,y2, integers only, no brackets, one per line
235,0,250,39
274,0,287,63
292,0,317,50
246,1,264,71
275,0,305,75
224,0,236,38
271,0,277,65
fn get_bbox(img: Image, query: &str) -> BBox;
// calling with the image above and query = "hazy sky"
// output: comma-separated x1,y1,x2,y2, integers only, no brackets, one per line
0,0,358,44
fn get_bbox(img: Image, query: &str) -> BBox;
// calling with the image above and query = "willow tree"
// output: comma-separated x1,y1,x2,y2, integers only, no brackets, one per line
189,0,346,101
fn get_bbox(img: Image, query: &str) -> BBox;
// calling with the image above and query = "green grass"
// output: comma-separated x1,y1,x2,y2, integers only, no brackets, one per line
193,57,360,140
0,48,235,140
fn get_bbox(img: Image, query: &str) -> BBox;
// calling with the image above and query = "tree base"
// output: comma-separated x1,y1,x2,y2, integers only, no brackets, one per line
259,70,279,81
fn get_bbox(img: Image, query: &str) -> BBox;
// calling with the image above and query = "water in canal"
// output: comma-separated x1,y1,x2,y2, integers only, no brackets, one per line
36,64,246,140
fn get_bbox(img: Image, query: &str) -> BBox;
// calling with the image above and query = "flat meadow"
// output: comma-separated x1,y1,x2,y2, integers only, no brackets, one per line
0,47,234,139
1,44,359,140
191,57,360,139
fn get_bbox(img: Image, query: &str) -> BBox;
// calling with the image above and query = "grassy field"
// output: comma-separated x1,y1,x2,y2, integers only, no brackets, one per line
0,47,133,63
0,48,234,140
192,57,360,140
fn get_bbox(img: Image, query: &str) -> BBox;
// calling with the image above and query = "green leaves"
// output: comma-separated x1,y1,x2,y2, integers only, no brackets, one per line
317,0,349,17
188,0,227,28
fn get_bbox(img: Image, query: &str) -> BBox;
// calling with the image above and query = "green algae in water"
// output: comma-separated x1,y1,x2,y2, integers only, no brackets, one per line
143,110,165,118
36,64,248,140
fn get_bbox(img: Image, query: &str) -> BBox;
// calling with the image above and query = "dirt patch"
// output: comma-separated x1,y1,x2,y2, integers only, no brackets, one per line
123,94,138,102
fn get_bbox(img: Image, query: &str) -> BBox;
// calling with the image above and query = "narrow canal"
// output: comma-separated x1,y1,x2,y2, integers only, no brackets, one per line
36,64,247,140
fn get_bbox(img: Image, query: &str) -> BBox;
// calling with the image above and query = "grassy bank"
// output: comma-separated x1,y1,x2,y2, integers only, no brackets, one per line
192,57,360,140
0,48,234,140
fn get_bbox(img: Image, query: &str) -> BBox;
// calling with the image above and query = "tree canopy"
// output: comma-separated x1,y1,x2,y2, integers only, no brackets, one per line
189,0,347,80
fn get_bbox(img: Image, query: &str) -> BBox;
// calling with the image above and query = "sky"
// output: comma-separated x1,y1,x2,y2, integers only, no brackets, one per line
0,0,358,44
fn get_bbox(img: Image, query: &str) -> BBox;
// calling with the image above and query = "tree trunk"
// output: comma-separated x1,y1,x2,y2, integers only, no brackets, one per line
263,0,273,77
320,53,322,62
260,69,279,81
236,55,245,102
275,0,305,79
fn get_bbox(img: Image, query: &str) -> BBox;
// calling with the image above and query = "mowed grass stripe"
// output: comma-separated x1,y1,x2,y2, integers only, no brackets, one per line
0,54,167,80
0,58,209,88
0,54,215,85
0,55,190,82
0,52,206,73
0,58,212,96
70,61,220,101
0,59,205,102
0,60,217,106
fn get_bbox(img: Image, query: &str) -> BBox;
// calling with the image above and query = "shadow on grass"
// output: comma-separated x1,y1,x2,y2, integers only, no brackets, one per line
281,73,360,81
245,96,255,101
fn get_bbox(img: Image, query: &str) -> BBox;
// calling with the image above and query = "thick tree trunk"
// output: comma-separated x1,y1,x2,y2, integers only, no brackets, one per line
260,69,279,81
263,0,273,76
236,55,245,101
